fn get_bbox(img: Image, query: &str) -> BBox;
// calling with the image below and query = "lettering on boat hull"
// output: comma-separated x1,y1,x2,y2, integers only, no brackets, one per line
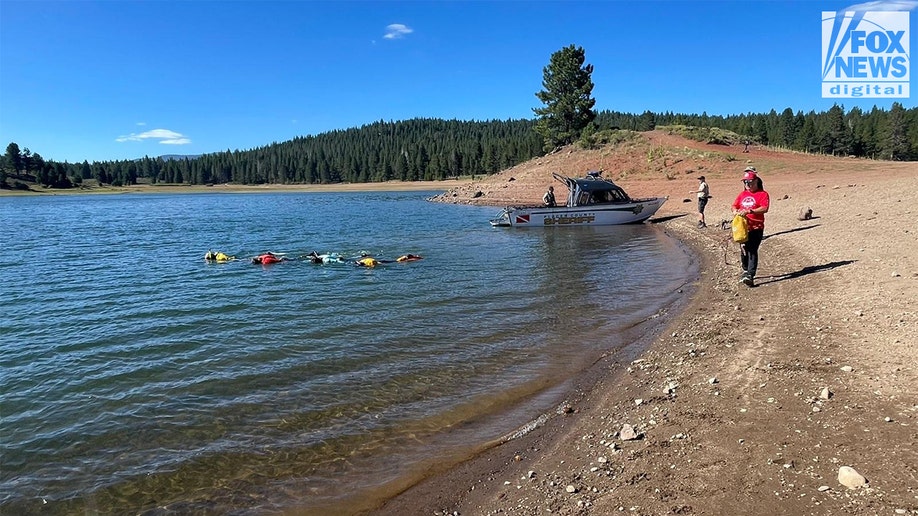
543,214,596,226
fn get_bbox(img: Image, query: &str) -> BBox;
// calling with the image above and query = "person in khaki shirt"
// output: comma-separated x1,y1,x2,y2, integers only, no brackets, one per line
691,175,710,228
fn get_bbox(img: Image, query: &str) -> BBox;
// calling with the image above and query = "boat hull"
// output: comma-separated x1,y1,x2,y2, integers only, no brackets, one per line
490,197,667,227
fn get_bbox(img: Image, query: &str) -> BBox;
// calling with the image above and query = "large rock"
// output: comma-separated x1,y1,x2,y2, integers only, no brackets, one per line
620,423,639,441
838,466,867,489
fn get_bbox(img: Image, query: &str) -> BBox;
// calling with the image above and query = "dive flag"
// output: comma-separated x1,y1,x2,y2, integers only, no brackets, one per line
515,214,530,224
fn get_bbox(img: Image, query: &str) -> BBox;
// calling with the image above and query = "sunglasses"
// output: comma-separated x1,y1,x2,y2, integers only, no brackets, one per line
743,180,754,184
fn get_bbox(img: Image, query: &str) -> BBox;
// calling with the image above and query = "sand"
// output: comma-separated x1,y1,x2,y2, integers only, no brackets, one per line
370,132,918,515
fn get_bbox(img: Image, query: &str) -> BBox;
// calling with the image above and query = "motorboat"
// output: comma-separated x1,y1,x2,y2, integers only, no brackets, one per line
489,171,667,227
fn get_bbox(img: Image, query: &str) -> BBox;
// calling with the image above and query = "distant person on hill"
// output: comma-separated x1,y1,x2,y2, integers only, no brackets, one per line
732,167,770,287
691,176,710,228
543,186,556,207
743,139,751,153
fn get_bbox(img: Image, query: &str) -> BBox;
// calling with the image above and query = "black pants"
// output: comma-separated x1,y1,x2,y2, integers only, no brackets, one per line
741,228,764,278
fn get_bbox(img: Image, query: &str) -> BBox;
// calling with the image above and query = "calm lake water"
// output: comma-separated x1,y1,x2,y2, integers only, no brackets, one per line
0,191,693,515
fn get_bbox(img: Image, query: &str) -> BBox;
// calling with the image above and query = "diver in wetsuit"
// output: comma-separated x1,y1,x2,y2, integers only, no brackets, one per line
205,250,235,262
252,252,288,264
305,251,346,264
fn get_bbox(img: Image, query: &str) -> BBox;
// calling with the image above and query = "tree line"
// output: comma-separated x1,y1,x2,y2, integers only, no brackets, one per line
3,104,915,191
2,118,544,189
594,102,916,160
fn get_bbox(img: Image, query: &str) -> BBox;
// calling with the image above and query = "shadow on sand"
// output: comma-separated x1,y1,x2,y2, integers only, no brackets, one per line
764,224,821,240
757,259,857,286
650,213,689,224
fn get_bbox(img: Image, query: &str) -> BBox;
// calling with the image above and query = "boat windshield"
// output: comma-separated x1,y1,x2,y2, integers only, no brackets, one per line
589,188,630,203
554,173,634,207
573,180,631,205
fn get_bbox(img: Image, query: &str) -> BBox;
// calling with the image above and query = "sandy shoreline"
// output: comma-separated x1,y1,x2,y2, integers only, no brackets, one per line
369,158,917,513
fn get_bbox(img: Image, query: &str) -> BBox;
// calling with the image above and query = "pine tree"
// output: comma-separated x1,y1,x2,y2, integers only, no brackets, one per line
882,102,909,160
777,108,796,148
5,142,23,173
533,45,597,152
825,104,851,156
795,114,817,153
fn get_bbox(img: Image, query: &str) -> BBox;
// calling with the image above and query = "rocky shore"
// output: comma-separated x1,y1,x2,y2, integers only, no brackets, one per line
370,134,918,515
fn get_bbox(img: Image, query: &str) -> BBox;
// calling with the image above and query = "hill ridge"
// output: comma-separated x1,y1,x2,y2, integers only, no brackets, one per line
431,129,912,208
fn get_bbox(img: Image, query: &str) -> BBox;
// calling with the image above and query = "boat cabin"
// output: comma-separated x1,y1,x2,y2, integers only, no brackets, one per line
553,171,633,207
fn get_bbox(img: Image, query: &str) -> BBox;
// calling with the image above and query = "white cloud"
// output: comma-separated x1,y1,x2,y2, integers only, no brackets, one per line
116,128,191,145
842,0,918,10
383,23,413,39
160,137,191,145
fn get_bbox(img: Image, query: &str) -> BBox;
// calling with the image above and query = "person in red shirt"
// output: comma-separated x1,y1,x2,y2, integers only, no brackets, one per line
732,167,770,287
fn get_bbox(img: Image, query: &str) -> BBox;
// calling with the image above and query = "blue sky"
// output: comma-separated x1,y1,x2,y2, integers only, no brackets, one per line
1,0,915,163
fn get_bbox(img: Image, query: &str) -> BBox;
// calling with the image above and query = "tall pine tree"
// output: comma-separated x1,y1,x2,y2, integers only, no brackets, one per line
533,45,597,152
882,102,910,160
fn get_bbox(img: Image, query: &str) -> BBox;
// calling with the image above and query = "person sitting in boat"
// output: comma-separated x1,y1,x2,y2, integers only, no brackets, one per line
205,250,235,262
252,252,286,265
396,254,423,262
542,186,556,207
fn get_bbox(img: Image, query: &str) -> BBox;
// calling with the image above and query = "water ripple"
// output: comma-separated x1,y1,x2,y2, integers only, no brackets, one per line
0,192,691,513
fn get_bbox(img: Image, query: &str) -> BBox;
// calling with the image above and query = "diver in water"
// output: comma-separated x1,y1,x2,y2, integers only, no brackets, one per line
304,251,347,264
355,253,423,267
252,252,288,265
355,256,380,267
205,250,235,262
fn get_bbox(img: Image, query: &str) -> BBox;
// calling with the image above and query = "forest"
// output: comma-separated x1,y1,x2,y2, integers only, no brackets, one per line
2,102,916,190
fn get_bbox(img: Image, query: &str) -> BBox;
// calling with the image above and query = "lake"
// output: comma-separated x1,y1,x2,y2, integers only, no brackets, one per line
0,191,693,514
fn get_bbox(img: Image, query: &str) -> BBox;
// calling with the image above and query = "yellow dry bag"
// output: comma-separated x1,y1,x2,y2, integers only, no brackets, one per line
732,214,749,244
